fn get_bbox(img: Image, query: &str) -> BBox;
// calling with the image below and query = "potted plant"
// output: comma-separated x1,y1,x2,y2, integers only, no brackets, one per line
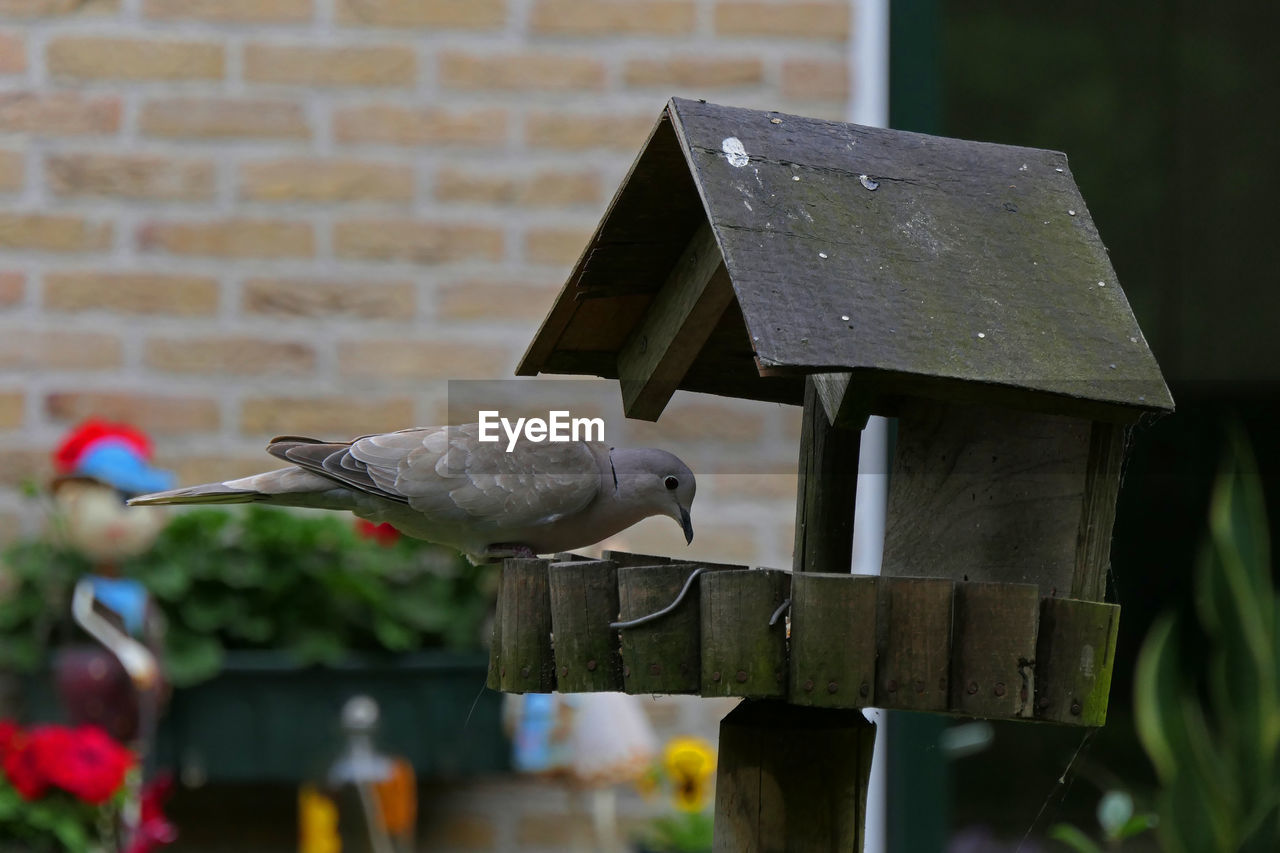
0,719,150,852
1,506,507,782
633,736,716,853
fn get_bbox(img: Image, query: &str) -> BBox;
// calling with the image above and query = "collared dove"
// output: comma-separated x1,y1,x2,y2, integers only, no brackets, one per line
128,423,696,564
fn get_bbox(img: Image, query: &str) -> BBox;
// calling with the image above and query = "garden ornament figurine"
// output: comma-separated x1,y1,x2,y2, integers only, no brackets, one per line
131,422,697,563
49,420,174,739
49,420,178,850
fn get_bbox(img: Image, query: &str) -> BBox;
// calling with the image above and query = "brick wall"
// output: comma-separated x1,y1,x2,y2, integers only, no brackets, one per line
0,0,856,562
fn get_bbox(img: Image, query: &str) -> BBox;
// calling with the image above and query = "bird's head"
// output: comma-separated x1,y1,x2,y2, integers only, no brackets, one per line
610,448,696,544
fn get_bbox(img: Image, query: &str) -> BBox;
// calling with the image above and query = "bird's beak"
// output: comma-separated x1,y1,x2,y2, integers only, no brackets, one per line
679,506,694,545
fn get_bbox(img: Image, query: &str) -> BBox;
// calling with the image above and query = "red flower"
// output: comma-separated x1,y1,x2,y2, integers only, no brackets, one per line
125,773,178,853
39,725,133,805
2,729,48,801
356,519,401,546
0,720,18,759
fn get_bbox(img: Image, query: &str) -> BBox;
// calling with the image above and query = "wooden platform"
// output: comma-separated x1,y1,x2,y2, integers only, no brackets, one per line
486,551,1119,727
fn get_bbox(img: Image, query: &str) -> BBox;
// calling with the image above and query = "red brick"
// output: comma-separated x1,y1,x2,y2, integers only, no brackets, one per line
0,148,22,192
0,449,46,486
0,93,121,135
46,391,220,433
523,225,592,265
630,400,766,443
336,0,505,29
440,51,605,92
244,43,415,87
139,98,308,140
333,220,503,264
0,214,112,252
333,105,506,147
47,153,215,200
240,395,414,437
529,0,694,35
239,158,413,203
0,329,121,370
138,219,314,258
623,56,765,88
47,36,224,81
0,31,26,73
0,271,22,307
434,166,600,207
44,271,219,316
714,1,849,39
337,339,510,380
525,112,655,150
144,336,315,375
437,279,560,322
706,472,798,502
0,0,118,18
241,277,414,319
154,453,272,488
143,0,312,23
781,57,849,101
0,389,22,428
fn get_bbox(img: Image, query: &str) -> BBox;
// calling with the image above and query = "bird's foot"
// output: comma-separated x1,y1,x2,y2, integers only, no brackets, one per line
485,542,540,561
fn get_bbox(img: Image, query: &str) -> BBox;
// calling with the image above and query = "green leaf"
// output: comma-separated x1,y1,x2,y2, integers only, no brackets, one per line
163,629,225,687
1113,812,1158,840
372,615,416,652
1134,615,1184,783
1047,823,1105,853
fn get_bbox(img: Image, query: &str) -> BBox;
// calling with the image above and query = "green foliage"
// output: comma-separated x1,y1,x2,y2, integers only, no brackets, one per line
0,507,497,687
636,812,714,853
0,781,110,853
1048,790,1157,852
1133,432,1280,852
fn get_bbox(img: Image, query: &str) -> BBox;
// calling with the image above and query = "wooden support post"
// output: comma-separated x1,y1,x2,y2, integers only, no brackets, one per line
877,577,954,712
1074,422,1128,600
1035,597,1120,725
793,377,861,574
616,221,736,421
701,570,789,698
714,701,876,852
548,559,623,692
950,582,1039,718
788,573,877,708
618,563,703,695
492,558,556,693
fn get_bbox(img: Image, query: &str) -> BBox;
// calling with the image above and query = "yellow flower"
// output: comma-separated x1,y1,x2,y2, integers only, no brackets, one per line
662,736,716,813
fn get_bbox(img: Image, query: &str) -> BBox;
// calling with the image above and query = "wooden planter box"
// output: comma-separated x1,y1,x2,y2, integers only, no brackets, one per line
26,649,508,783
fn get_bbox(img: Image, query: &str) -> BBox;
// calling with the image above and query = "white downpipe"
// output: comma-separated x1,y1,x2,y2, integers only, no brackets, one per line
850,0,890,130
848,0,891,851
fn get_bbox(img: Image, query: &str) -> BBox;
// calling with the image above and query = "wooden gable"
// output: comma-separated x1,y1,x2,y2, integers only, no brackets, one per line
519,97,1172,422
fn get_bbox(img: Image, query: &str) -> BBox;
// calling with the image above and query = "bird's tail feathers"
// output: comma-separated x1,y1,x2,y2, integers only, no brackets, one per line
128,482,261,507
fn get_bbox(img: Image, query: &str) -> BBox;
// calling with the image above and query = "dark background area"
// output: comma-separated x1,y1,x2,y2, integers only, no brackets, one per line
888,1,1280,848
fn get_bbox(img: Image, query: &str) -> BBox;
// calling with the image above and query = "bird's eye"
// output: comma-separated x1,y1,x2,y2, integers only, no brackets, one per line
664,476,679,490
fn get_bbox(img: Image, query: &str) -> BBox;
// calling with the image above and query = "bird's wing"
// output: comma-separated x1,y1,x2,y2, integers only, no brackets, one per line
269,424,601,531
